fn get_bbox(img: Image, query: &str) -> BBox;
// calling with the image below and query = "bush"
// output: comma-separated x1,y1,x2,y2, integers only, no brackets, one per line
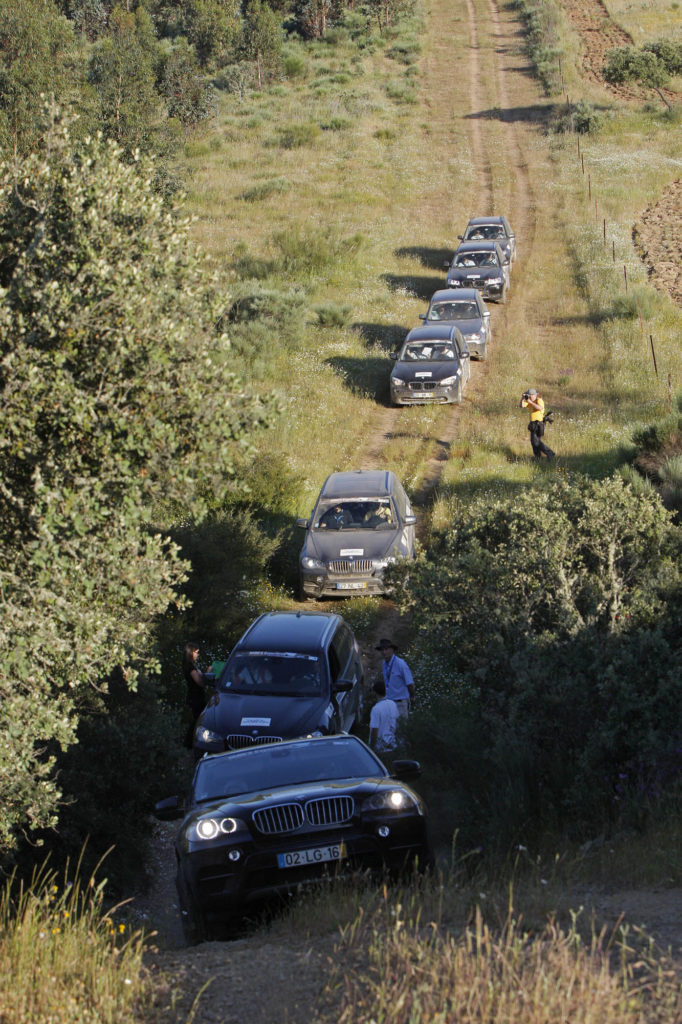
239,177,291,202
320,116,352,130
553,100,603,134
271,225,364,276
644,39,682,75
283,53,307,77
314,302,352,326
222,285,307,348
275,122,320,148
230,242,275,280
603,46,668,89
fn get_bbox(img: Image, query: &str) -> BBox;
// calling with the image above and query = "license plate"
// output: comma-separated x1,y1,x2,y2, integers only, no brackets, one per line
336,581,366,590
277,843,346,868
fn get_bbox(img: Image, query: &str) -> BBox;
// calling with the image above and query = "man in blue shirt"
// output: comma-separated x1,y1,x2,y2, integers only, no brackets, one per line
375,638,415,719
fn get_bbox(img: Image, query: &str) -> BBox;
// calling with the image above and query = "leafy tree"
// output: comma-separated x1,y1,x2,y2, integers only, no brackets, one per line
159,37,215,125
0,0,77,155
389,477,682,840
241,0,282,87
182,0,240,66
603,45,672,108
293,0,332,39
365,0,414,33
0,108,272,854
88,4,162,151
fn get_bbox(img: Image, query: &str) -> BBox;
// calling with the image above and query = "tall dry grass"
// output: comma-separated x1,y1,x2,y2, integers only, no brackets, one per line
0,860,152,1024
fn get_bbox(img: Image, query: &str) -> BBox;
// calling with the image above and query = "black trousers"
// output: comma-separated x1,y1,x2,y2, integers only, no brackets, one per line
529,422,554,459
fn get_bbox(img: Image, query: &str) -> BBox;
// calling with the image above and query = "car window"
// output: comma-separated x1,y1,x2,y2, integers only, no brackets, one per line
313,500,396,531
401,342,455,361
429,301,477,321
220,653,322,697
193,737,386,802
393,481,407,520
330,626,353,678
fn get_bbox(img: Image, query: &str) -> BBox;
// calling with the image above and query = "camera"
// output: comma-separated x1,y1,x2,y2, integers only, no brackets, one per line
521,390,531,400
543,410,554,424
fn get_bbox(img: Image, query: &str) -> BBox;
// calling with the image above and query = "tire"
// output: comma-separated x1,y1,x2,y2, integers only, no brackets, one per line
454,381,463,405
499,286,507,305
478,343,488,362
177,873,209,945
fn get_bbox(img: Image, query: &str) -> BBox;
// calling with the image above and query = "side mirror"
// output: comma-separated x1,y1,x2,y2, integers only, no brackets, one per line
333,680,354,693
391,759,422,780
389,351,397,360
404,515,417,526
457,234,463,240
443,260,450,269
295,517,310,529
418,313,426,321
484,311,491,319
154,795,184,821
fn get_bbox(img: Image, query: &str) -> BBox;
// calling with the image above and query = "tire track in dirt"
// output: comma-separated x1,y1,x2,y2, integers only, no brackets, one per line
634,179,682,308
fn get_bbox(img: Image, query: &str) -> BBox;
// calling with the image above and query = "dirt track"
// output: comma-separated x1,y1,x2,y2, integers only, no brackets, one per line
141,1,682,1017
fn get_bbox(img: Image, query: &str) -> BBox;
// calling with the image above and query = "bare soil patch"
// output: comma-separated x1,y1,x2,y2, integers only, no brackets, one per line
634,179,682,308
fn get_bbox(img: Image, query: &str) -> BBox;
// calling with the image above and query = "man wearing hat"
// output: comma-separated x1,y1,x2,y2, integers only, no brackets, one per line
520,387,554,460
375,638,415,719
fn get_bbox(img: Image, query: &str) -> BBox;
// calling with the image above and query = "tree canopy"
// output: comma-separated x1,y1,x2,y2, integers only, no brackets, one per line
0,109,273,852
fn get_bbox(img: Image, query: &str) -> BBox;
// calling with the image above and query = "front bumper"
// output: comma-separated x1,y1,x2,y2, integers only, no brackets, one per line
183,819,430,920
448,277,504,301
390,381,459,405
301,568,387,598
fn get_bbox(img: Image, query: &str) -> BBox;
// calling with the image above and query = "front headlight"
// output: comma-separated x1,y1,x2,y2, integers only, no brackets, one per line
192,816,245,841
362,789,419,813
391,376,404,386
448,279,462,287
487,276,502,284
301,556,326,570
373,556,396,569
439,375,460,387
195,727,224,746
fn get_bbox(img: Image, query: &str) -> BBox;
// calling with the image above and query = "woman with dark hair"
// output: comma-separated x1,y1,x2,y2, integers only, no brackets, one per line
183,642,214,749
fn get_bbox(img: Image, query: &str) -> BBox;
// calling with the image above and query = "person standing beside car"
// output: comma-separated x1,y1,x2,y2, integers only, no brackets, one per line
369,680,399,752
376,638,414,719
520,387,555,461
183,642,215,749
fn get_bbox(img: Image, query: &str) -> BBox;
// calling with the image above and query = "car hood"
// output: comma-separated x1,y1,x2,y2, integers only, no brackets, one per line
194,776,386,813
394,359,462,382
306,529,401,561
204,692,328,739
448,319,484,338
448,266,502,281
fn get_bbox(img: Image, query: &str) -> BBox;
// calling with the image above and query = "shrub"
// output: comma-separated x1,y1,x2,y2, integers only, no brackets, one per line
275,122,321,148
385,79,417,104
283,53,307,77
271,225,364,275
644,39,682,75
320,116,352,130
374,126,397,140
314,302,352,326
230,242,275,279
553,100,603,134
222,285,307,348
239,177,291,202
603,46,669,90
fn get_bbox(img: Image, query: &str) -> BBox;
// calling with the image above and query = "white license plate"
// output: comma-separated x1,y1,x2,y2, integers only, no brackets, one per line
336,581,366,590
277,843,346,868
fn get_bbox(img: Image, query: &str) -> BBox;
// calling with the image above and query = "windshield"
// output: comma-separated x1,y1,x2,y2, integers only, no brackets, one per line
400,342,455,361
454,251,499,268
312,498,396,531
427,301,478,321
219,653,323,696
466,225,505,240
194,737,385,802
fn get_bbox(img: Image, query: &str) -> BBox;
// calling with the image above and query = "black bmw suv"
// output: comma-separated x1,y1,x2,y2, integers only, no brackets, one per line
193,611,364,756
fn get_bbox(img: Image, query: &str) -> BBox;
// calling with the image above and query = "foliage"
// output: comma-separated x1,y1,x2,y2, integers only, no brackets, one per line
0,0,77,156
644,38,682,76
271,224,364,274
552,100,603,135
314,301,352,326
511,0,562,94
0,861,152,1024
274,121,321,147
88,4,163,152
0,111,271,853
159,37,216,126
389,477,682,843
294,0,334,39
241,0,283,87
603,45,671,105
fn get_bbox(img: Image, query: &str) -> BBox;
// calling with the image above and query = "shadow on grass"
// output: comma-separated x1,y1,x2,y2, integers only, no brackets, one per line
352,321,407,352
327,354,391,402
463,103,552,126
382,272,444,300
395,246,452,270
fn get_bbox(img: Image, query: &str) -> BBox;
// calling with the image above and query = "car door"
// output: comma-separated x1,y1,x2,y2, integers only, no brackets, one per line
393,478,416,559
455,332,471,386
328,625,359,731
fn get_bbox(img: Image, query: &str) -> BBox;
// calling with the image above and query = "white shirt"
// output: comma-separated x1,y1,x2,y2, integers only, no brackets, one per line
369,698,399,752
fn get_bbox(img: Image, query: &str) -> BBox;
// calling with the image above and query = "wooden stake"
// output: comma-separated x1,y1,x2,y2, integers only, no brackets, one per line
650,335,658,376
624,265,628,292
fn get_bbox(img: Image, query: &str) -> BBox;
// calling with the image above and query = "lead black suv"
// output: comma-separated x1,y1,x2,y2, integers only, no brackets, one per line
193,611,364,757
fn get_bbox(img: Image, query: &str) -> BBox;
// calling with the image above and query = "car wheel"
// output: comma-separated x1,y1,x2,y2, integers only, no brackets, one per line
454,381,463,405
499,286,507,305
177,873,209,945
478,343,488,362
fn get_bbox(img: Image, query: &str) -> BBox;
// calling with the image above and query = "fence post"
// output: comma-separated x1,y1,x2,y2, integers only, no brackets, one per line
649,335,658,376
624,265,628,293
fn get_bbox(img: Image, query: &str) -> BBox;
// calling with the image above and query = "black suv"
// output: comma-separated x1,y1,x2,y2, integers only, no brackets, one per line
193,611,364,756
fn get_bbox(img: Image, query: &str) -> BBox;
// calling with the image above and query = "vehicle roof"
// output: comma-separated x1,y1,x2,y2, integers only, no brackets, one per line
465,216,510,227
320,469,397,500
428,288,482,303
404,325,462,343
237,611,341,653
456,240,502,252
